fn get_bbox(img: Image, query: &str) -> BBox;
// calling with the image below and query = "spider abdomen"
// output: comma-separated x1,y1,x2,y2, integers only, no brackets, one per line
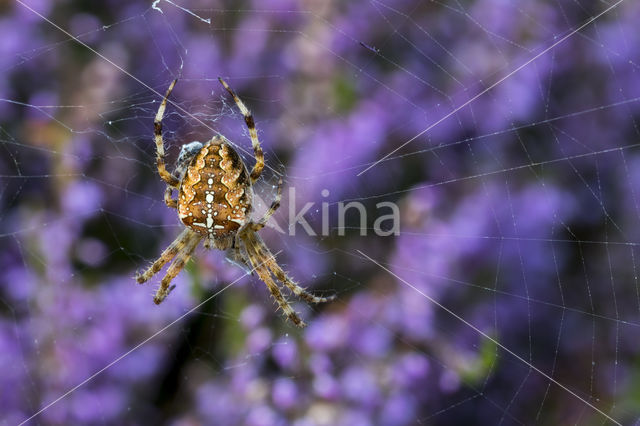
177,136,252,249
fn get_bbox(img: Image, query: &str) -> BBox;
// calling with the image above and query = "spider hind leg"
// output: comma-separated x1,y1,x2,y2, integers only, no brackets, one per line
136,228,193,284
269,261,336,304
246,231,335,304
240,230,334,327
254,261,306,327
153,232,201,304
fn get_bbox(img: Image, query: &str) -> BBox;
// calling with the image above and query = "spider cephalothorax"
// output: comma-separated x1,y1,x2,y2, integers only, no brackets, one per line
136,78,334,327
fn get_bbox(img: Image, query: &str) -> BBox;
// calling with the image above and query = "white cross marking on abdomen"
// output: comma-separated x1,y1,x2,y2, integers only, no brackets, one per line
205,183,215,238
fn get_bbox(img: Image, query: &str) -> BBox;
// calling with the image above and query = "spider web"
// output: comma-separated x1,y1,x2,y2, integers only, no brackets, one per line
1,0,640,424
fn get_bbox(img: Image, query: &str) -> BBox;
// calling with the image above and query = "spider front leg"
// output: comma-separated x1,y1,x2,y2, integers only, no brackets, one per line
154,79,180,188
218,78,264,184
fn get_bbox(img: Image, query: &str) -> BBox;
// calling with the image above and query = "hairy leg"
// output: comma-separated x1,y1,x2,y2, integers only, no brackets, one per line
218,78,264,183
266,256,335,304
241,232,305,327
154,79,180,187
136,228,192,284
254,261,305,327
153,232,202,304
247,231,334,304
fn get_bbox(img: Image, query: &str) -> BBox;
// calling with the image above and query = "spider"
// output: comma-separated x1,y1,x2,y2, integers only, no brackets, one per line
135,78,334,327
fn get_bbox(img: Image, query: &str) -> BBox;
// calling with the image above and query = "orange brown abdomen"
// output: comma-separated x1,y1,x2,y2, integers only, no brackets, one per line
178,136,252,247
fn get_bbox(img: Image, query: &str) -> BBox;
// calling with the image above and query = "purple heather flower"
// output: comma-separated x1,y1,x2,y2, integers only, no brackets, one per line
14,0,52,23
108,344,164,381
4,266,36,302
25,91,58,121
380,393,418,426
247,327,273,353
74,237,108,267
0,321,27,414
69,13,102,44
272,336,298,369
304,314,349,352
340,366,380,407
246,404,280,426
352,324,392,358
196,382,240,422
312,373,341,400
392,352,430,388
308,353,333,375
240,304,267,330
340,409,374,426
70,385,125,423
272,377,298,410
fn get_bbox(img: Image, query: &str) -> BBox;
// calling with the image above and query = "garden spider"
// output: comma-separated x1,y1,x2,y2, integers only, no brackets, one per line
136,78,334,327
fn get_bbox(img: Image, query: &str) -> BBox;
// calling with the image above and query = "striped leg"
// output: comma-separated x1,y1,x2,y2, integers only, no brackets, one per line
153,232,202,304
254,261,305,327
154,79,180,188
248,232,334,304
241,232,305,327
267,257,336,304
218,78,264,183
136,228,192,284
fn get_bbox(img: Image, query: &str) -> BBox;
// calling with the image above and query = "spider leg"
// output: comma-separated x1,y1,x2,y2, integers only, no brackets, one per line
154,232,202,304
246,231,335,304
267,256,335,304
164,186,177,208
154,79,180,188
250,178,282,232
240,232,305,327
136,228,193,284
218,78,264,184
254,262,306,327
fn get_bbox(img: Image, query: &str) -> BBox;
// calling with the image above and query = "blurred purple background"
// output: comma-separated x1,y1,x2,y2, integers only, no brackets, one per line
2,0,640,424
